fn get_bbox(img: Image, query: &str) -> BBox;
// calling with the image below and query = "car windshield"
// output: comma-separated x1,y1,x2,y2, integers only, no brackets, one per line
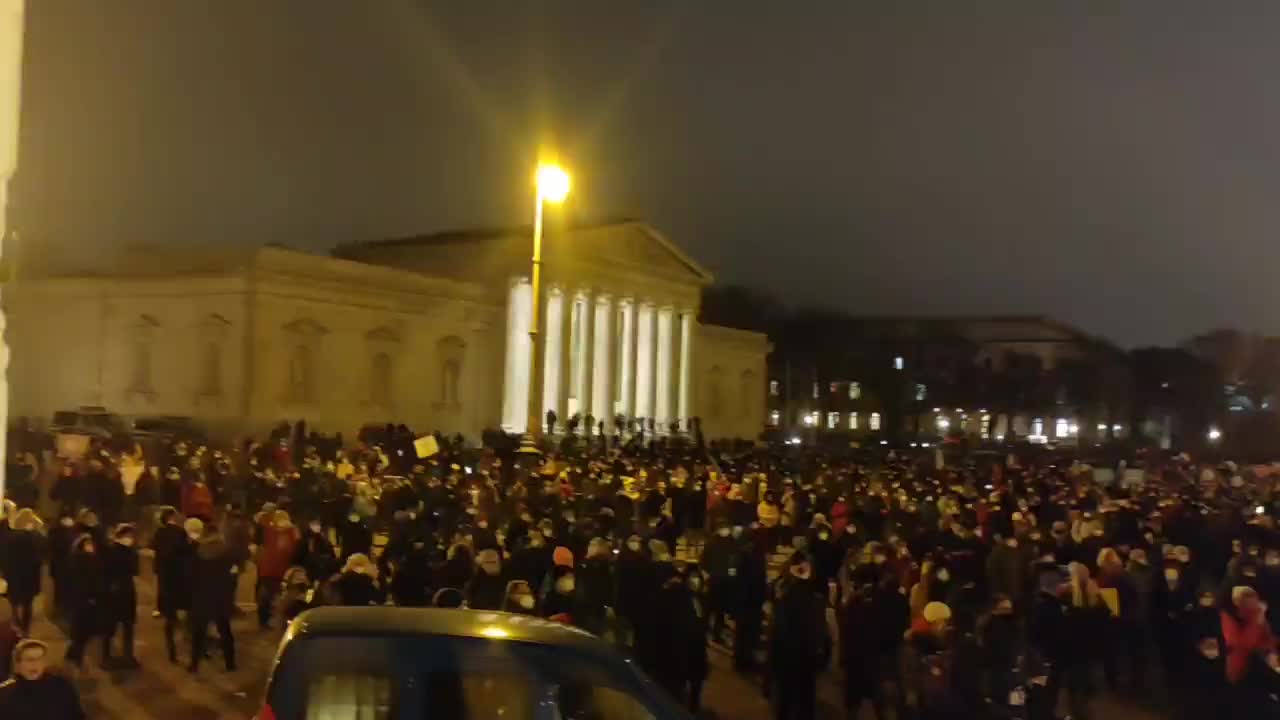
267,635,665,720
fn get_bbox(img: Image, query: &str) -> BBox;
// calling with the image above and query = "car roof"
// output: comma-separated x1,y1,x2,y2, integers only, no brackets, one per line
285,607,620,662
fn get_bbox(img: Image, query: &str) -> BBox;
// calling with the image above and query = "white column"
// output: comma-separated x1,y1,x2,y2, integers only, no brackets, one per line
635,302,656,422
573,291,594,428
541,288,565,429
677,310,694,432
556,286,572,428
618,299,637,421
591,294,614,434
0,0,22,501
655,307,675,432
500,279,532,433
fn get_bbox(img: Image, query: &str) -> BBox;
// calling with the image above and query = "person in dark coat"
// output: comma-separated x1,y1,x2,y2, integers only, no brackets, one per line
103,524,140,668
1,509,43,634
465,549,506,611
337,511,373,563
541,565,579,625
768,551,829,720
0,639,86,720
187,525,237,673
294,518,338,589
614,535,652,650
575,538,614,637
701,522,739,642
649,568,699,705
47,510,76,621
152,512,196,662
64,534,108,669
734,535,769,672
686,569,712,714
335,554,385,607
389,540,433,607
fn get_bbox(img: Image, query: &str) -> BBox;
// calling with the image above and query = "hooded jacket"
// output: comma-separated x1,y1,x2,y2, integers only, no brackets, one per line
189,533,236,618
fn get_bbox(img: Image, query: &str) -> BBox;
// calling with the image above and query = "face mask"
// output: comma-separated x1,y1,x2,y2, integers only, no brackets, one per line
348,514,360,523
542,528,554,538
117,537,135,548
309,523,322,534
627,542,642,552
818,532,830,541
689,577,703,591
1200,596,1216,608
187,532,201,542
1202,646,1220,660
60,517,73,528
845,525,856,534
872,554,887,564
732,526,744,539
718,528,731,537
1267,557,1280,568
517,595,536,610
936,569,950,583
555,577,576,594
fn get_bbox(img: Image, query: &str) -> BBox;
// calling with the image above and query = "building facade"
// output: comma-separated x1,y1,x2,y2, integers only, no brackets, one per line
8,221,770,442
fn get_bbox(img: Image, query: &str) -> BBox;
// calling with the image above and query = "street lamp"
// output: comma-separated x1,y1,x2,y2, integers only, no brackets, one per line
525,163,570,442
1208,427,1223,443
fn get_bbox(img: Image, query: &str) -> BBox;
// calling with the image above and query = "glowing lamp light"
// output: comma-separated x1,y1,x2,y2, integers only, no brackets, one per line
535,164,570,203
1208,427,1223,442
480,626,511,639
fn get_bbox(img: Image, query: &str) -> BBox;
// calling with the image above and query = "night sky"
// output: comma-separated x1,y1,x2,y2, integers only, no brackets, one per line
17,2,1280,347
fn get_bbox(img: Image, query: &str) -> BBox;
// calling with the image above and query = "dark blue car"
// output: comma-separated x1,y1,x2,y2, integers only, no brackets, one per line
257,606,692,720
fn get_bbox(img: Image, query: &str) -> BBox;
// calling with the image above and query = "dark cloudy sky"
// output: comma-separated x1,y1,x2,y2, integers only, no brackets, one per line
17,2,1280,346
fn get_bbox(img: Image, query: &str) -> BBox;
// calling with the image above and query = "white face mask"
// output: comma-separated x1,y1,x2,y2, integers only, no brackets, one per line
117,537,135,548
309,523,322,534
60,517,74,527
187,532,201,542
517,595,535,610
555,577,576,594
348,514,361,523
718,528,731,537
936,569,950,583
542,528,554,538
818,532,830,541
627,542,642,552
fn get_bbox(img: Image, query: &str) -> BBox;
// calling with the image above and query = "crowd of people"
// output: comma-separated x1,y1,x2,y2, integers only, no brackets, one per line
0,418,1279,719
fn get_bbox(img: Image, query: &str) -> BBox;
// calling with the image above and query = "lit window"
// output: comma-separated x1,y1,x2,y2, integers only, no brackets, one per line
849,412,858,430
769,380,780,397
1031,418,1044,437
981,414,991,439
829,382,840,395
802,412,817,427
870,412,882,431
768,410,781,426
915,384,927,402
1054,418,1069,438
827,412,840,429
893,356,904,370
936,415,950,432
848,382,861,400
812,382,819,399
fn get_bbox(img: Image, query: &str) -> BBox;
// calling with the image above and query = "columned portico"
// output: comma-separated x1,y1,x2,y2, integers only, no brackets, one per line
540,286,566,428
501,279,532,432
618,299,637,420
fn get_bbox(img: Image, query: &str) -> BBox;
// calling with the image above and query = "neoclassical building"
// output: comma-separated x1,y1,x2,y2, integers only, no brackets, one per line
7,220,769,442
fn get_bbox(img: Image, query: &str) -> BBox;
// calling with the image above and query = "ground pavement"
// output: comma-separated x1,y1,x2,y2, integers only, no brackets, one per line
24,558,1160,720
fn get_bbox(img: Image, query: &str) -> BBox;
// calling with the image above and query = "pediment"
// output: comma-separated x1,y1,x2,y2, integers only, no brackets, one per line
561,222,714,286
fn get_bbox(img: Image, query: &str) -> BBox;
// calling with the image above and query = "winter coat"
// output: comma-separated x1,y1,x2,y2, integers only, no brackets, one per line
0,675,86,720
336,571,384,607
295,533,339,586
757,501,780,528
701,535,737,579
986,542,1032,602
337,519,373,562
1222,606,1276,685
151,524,193,614
389,547,433,607
67,548,108,630
465,570,507,611
189,534,237,619
257,523,301,580
614,550,653,621
769,579,828,676
576,556,613,634
181,482,215,521
1,529,43,603
103,542,139,624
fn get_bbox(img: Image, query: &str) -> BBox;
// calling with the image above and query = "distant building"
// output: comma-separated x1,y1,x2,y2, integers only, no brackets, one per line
7,221,769,441
761,314,1132,446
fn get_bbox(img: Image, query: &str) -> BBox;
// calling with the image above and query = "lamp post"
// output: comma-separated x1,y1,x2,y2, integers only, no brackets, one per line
0,0,23,504
524,164,570,443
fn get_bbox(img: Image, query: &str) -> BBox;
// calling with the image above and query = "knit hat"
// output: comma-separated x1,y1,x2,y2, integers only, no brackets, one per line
553,546,575,568
923,601,952,624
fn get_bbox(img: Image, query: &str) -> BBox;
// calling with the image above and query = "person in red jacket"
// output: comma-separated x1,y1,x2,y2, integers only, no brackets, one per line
180,477,215,522
1221,586,1275,687
254,510,300,630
